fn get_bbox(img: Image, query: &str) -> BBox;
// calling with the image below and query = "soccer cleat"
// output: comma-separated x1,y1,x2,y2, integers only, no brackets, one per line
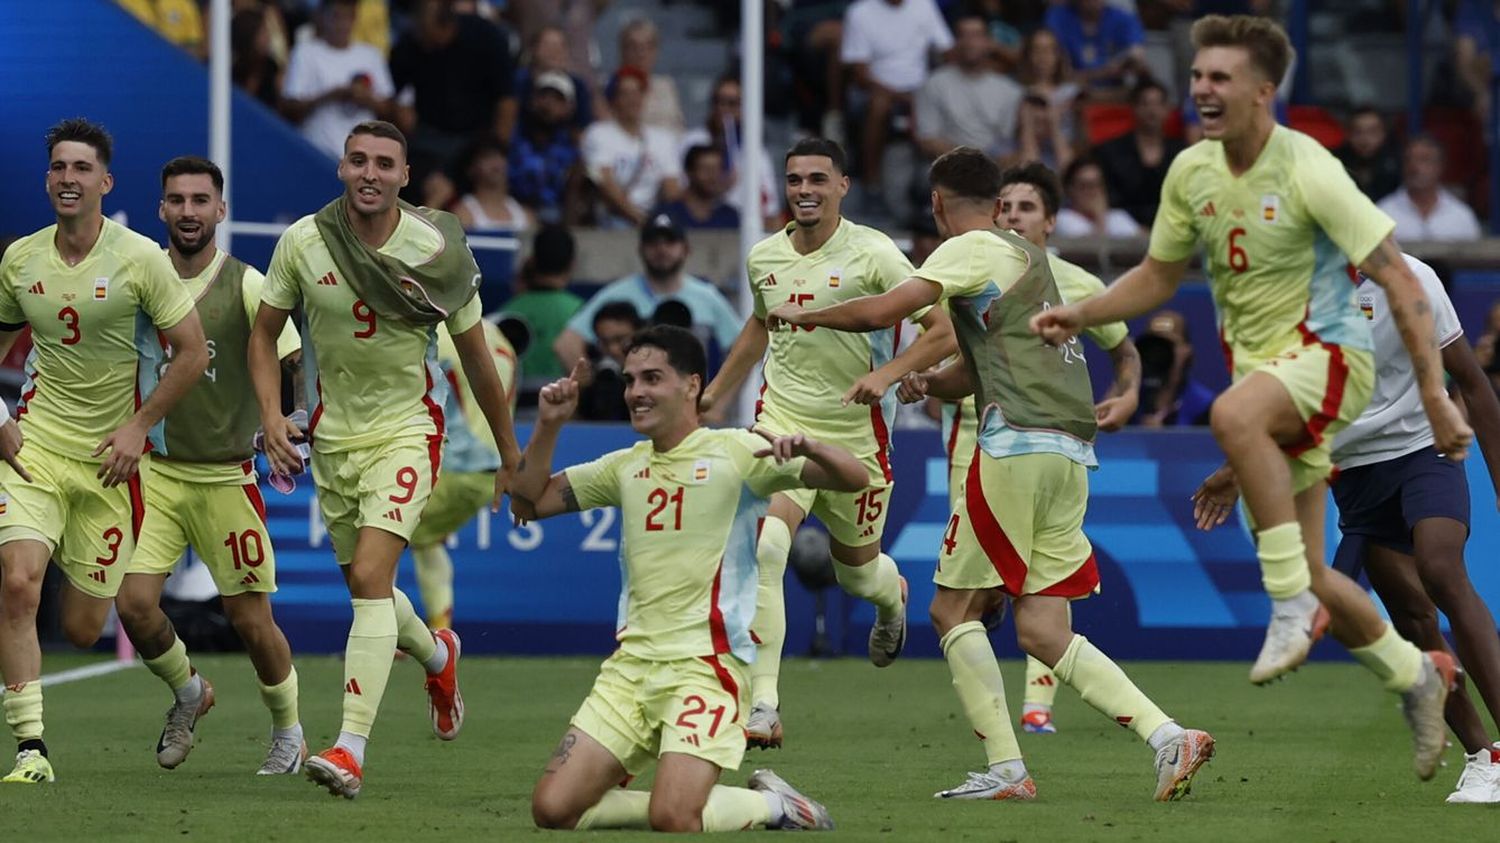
305,747,363,799
746,702,783,750
868,576,909,668
1153,728,1216,801
748,769,835,830
424,628,464,740
1446,749,1500,803
156,675,216,769
934,769,1037,801
2,750,54,784
1021,708,1057,734
1404,651,1458,781
1249,593,1321,684
257,734,308,776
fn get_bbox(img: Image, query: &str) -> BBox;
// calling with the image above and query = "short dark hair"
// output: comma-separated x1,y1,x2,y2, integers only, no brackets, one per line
160,155,224,194
1406,134,1445,161
626,325,706,386
345,120,407,158
46,118,113,167
785,137,846,174
1191,14,1294,85
531,224,576,275
594,301,643,330
1349,106,1385,125
999,162,1062,218
1061,156,1103,190
929,146,1001,204
1129,78,1169,106
683,144,722,172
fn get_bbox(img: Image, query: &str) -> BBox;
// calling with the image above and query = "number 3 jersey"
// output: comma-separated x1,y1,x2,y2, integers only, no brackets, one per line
564,427,807,663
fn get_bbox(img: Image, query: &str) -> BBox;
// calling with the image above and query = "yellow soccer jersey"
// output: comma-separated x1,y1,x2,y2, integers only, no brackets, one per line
0,218,195,461
434,320,517,474
1149,126,1390,366
262,209,483,454
1048,255,1127,351
747,219,918,474
565,427,807,663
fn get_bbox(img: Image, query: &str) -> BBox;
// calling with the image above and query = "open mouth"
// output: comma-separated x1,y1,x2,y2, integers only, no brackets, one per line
57,190,81,205
357,186,381,200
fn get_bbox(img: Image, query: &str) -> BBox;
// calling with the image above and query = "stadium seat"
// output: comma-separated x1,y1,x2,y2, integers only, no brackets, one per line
1083,103,1135,145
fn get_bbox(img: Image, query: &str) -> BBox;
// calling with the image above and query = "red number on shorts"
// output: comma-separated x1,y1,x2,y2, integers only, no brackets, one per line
95,527,123,566
645,486,685,532
389,466,420,504
855,488,885,525
675,694,707,730
705,703,726,738
58,307,81,345
224,530,265,569
1227,227,1249,274
942,513,961,556
352,299,378,338
786,293,816,332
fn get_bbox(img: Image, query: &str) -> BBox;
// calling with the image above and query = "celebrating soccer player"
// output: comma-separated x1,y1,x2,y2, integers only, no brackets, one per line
0,119,209,784
1030,15,1465,780
249,120,521,798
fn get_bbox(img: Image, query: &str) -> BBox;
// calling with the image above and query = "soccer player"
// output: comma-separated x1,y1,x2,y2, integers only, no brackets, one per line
1029,15,1462,780
699,138,953,748
112,155,306,775
407,319,517,629
767,147,1214,802
516,325,850,832
0,119,209,784
1192,253,1500,803
249,120,522,798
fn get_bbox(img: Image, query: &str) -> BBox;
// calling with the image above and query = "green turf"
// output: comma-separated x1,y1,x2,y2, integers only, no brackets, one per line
0,654,1493,841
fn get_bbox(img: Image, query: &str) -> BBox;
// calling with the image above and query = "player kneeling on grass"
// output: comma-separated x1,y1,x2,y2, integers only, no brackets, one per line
513,326,857,832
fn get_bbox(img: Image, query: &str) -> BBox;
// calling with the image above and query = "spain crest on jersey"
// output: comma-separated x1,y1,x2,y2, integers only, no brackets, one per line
93,277,109,301
1260,194,1280,224
693,459,711,482
828,267,842,289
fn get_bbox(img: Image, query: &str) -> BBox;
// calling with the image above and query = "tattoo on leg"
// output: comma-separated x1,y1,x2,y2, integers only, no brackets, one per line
544,733,577,774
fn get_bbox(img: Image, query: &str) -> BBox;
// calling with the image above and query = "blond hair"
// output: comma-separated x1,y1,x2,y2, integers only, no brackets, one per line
1191,15,1294,85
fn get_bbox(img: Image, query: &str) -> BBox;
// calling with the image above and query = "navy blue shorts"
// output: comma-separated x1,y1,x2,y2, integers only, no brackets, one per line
1330,446,1470,577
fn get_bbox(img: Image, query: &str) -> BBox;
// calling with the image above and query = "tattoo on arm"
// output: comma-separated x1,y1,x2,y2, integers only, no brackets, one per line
560,480,580,513
543,732,578,774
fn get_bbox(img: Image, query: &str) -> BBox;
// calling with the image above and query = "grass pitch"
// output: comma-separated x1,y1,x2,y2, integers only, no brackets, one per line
1,653,1493,841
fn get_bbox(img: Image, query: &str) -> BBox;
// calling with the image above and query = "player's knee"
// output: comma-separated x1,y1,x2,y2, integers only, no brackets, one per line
529,790,581,830
1208,398,1250,444
114,591,157,632
0,571,42,616
61,614,102,649
647,802,702,833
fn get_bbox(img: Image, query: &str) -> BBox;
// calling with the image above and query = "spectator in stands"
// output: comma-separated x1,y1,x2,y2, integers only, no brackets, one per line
553,215,741,375
1377,136,1483,242
582,67,685,229
653,146,741,230
504,225,584,380
1008,28,1081,173
617,18,685,132
511,71,585,224
452,140,533,232
1456,0,1500,129
232,5,284,108
390,0,517,201
279,0,394,160
1055,157,1144,238
680,75,781,229
969,0,1024,69
773,0,851,139
840,0,956,215
118,0,206,60
351,0,390,55
576,302,643,422
1095,79,1185,228
1133,310,1215,427
515,24,594,136
1044,0,1147,98
914,15,1024,161
1336,107,1403,203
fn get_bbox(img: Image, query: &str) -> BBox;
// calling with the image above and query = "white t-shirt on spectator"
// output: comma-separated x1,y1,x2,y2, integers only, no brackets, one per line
841,0,955,94
282,38,393,160
915,66,1024,157
582,121,684,225
1376,187,1483,242
679,128,780,219
1054,207,1142,239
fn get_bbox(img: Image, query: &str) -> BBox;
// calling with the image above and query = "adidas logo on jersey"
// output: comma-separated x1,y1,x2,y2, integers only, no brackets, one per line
383,508,403,523
241,571,260,587
1198,202,1216,218
317,271,338,286
345,678,363,695
762,273,777,288
26,281,44,295
633,467,651,479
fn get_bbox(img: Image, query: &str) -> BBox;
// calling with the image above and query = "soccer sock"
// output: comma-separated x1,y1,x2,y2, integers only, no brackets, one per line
412,544,454,629
142,636,196,699
834,553,903,623
940,621,1022,766
1350,623,1425,692
1022,657,1060,709
258,666,300,731
701,785,774,831
334,732,368,767
340,597,398,742
1052,634,1172,743
2,681,43,744
392,588,441,671
749,516,792,709
574,789,652,830
1256,522,1312,599
1147,721,1186,752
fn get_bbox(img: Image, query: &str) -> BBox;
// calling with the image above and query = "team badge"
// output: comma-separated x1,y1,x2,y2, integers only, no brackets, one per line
693,460,711,482
0,493,9,516
828,267,842,289
1359,292,1375,321
1260,194,1280,224
93,277,110,301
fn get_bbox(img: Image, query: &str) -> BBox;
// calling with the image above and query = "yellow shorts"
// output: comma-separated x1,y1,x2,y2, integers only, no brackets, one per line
934,451,1099,598
754,407,893,547
131,470,276,596
1245,343,1374,494
571,651,750,775
409,470,493,548
0,443,146,599
311,435,441,564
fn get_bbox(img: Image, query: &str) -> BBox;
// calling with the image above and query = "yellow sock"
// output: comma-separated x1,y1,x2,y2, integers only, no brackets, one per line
1257,522,1311,599
750,516,791,709
1023,657,1060,708
701,785,773,831
834,553,903,622
1052,634,1171,742
392,588,437,664
412,544,454,628
340,598,398,738
940,621,1021,766
2,680,43,741
142,636,193,692
575,789,652,830
258,666,300,730
1350,624,1425,691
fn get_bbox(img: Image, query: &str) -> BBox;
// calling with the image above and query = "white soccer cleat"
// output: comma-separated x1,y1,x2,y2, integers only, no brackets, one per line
745,702,783,750
1249,592,1322,684
257,733,308,776
1,749,54,784
748,769,835,830
1153,729,1216,801
934,769,1037,801
868,576,909,668
1404,651,1458,781
1447,749,1500,803
156,675,216,769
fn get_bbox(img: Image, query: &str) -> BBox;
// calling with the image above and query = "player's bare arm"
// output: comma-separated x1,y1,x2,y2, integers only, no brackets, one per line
897,359,973,404
748,426,866,493
511,364,586,521
1442,336,1500,509
1095,338,1143,432
1360,237,1474,459
0,326,31,482
249,302,303,476
700,315,769,414
1031,256,1189,344
452,321,523,510
845,305,956,406
768,276,941,333
94,310,209,487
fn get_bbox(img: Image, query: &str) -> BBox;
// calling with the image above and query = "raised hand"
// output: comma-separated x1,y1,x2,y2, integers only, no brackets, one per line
539,361,585,425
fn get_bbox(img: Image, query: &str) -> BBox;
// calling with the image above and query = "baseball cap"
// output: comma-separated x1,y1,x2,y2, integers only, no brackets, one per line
640,213,685,243
534,70,576,104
